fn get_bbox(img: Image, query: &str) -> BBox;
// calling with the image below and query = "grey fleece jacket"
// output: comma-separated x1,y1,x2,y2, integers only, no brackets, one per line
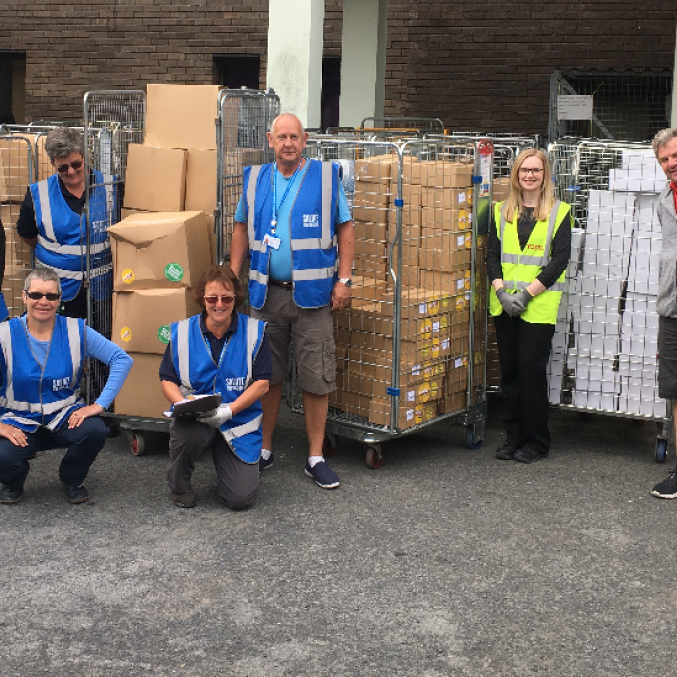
657,183,677,318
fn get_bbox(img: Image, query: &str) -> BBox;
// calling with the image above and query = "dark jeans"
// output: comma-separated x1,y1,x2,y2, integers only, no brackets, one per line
0,416,108,490
167,418,259,511
493,313,555,455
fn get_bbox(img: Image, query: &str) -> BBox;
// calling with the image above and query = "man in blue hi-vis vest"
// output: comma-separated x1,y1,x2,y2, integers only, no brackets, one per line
231,113,354,490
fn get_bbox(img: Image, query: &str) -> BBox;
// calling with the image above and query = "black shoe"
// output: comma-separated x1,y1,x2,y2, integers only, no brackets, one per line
651,467,677,499
0,484,23,504
496,443,517,460
514,446,549,464
64,484,89,504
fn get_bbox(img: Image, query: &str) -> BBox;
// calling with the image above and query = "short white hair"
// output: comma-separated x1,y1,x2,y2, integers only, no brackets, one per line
652,128,677,158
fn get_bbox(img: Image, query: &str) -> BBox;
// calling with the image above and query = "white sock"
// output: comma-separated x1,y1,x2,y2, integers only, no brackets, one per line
308,456,324,468
261,448,272,460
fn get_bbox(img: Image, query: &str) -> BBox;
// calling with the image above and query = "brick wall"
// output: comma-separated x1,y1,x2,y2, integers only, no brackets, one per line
0,0,674,135
385,1,676,135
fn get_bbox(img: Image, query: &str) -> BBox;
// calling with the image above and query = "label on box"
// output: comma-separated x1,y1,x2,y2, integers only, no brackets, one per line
120,327,132,342
157,325,171,344
414,405,424,424
407,408,414,422
164,263,185,283
121,269,135,285
420,318,433,339
418,302,426,315
418,383,431,402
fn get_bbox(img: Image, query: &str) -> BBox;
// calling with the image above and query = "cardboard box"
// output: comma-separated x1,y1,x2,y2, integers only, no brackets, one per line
123,144,187,212
112,287,200,355
369,397,437,428
185,149,217,216
419,160,474,189
5,227,32,270
353,221,388,243
419,231,473,273
145,84,221,151
0,137,31,202
420,207,470,231
114,352,167,418
354,154,397,183
351,275,387,301
421,188,472,210
352,204,390,225
492,177,511,203
353,179,391,207
109,211,212,291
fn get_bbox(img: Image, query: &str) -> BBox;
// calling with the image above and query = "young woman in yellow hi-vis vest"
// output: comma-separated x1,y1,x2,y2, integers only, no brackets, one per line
486,149,572,463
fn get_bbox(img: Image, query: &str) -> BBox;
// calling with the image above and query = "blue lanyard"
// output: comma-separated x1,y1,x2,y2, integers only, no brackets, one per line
271,161,303,234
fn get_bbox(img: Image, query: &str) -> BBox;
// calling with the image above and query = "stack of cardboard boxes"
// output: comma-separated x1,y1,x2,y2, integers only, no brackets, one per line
332,152,486,428
0,134,52,315
112,84,220,418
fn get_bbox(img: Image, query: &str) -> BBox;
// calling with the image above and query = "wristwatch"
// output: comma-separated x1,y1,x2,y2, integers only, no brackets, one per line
338,277,352,287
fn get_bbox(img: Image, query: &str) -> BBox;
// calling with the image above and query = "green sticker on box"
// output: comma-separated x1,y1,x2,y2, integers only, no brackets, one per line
164,263,184,283
157,325,171,344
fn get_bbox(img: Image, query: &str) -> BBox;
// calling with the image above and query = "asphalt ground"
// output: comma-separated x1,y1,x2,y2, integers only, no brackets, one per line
1,398,676,677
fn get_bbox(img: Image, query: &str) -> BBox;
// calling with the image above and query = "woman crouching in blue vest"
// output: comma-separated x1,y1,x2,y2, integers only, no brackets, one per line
159,264,272,510
0,268,133,505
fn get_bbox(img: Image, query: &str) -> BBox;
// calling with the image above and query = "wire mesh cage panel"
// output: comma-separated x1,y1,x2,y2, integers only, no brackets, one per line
361,116,445,134
285,137,491,459
547,138,671,456
83,90,145,403
549,70,672,143
217,89,280,263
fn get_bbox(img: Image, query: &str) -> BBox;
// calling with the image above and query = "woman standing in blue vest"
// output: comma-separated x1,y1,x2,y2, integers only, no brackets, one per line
0,268,132,505
487,149,572,463
159,265,272,510
17,128,114,322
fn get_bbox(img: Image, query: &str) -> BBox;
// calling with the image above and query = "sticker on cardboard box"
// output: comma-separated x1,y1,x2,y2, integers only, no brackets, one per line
428,297,440,313
418,302,426,315
411,364,422,377
420,317,433,339
431,339,441,359
417,383,431,402
164,263,185,283
407,390,415,402
430,381,440,399
414,405,424,424
157,325,171,344
120,327,132,342
432,320,440,333
121,269,135,285
407,408,414,422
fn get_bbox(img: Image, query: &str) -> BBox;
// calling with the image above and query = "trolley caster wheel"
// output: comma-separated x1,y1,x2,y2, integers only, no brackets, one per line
365,444,384,469
106,421,121,438
322,433,340,457
655,438,668,464
465,427,483,451
130,432,146,457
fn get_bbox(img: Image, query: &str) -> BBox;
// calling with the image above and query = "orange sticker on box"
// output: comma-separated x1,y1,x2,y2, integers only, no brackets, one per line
120,327,132,342
121,269,135,284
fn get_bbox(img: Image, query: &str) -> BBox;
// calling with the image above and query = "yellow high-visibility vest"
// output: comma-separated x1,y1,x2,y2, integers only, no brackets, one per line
489,200,571,324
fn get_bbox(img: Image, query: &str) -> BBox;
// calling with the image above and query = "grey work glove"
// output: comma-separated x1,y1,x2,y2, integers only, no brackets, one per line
198,404,233,428
495,288,515,317
512,289,534,316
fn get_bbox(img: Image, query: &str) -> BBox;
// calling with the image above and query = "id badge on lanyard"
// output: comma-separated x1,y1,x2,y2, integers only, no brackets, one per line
269,161,303,250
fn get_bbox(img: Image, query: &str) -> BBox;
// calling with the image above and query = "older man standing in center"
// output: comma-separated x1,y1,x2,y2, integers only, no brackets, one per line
230,113,354,489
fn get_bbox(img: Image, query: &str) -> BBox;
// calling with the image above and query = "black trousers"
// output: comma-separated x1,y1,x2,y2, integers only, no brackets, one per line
493,313,555,455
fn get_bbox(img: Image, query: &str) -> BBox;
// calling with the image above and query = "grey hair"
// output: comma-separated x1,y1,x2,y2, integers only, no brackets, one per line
269,113,305,136
652,128,677,158
44,128,85,162
23,268,62,296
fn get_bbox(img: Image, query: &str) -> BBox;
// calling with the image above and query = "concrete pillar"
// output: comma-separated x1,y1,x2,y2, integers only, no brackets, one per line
339,0,389,128
266,0,324,129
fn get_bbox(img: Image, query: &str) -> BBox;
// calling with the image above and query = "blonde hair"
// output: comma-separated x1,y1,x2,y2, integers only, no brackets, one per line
501,148,555,223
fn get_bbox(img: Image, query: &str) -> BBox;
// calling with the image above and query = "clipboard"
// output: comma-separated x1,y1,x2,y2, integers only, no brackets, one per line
164,394,223,418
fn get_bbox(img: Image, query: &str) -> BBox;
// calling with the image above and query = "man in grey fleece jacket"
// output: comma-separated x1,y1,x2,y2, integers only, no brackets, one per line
650,127,677,498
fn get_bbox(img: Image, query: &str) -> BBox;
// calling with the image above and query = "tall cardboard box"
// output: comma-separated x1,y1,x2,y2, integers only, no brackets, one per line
123,144,187,212
0,137,31,202
185,149,217,216
108,211,212,291
112,287,200,354
114,353,167,418
145,84,221,150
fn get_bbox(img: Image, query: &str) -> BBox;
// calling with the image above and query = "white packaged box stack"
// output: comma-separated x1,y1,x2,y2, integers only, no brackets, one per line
609,151,665,193
626,194,661,297
547,229,585,404
618,292,663,417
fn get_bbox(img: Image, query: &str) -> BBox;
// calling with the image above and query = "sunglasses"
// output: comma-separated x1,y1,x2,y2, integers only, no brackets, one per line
55,159,84,174
25,291,61,301
204,295,234,305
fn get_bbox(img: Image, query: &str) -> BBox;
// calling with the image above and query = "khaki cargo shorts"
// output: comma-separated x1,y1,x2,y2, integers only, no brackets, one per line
250,285,336,395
